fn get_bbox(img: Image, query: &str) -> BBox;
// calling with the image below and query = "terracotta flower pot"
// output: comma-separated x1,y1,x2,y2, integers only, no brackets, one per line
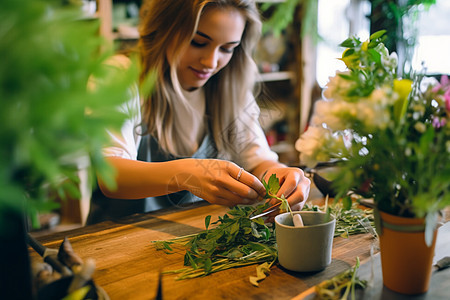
375,210,437,295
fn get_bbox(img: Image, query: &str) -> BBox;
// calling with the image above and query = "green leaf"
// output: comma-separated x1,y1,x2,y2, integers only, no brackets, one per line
266,174,280,197
342,196,352,210
204,257,212,274
342,48,355,57
370,30,386,41
367,49,382,65
340,38,356,48
278,195,291,213
185,252,198,269
163,242,173,252
230,221,240,236
252,217,265,226
205,215,211,230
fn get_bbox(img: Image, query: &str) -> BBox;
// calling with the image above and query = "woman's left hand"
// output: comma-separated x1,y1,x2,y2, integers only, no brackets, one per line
263,167,311,213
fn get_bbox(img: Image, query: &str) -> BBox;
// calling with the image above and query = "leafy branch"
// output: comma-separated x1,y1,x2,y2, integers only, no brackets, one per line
262,173,292,215
153,204,277,281
152,174,288,284
304,202,376,238
153,175,375,287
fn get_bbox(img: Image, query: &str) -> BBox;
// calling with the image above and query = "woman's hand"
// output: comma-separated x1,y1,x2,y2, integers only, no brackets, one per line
260,166,311,221
179,159,266,207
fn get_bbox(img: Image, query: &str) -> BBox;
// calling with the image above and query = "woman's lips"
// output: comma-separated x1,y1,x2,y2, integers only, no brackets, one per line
190,67,212,80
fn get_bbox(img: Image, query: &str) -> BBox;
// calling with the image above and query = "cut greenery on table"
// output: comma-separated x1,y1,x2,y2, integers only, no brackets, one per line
153,175,374,286
153,204,277,284
315,257,366,300
303,201,376,238
153,174,287,286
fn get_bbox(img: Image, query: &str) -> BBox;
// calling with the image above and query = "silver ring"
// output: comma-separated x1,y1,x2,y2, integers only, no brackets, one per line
236,168,243,181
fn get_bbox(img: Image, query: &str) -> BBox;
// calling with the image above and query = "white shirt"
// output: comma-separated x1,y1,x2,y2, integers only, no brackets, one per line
103,87,278,171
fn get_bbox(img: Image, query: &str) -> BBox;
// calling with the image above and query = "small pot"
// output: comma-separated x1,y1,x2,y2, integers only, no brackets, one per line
275,211,336,272
375,210,437,295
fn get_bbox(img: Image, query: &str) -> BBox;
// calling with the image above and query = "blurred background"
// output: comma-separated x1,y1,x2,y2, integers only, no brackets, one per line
29,0,450,233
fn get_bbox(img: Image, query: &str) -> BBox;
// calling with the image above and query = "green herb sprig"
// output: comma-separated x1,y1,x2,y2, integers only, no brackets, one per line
153,174,291,283
304,202,375,238
153,204,277,280
262,173,292,215
315,257,367,300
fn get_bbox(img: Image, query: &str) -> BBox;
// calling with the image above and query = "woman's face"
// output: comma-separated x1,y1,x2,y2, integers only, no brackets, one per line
175,7,246,91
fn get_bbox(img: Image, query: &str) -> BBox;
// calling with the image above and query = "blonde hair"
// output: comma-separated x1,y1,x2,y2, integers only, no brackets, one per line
138,0,262,156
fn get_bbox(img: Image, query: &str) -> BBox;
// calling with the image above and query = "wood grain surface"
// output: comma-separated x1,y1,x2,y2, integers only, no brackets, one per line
29,196,381,300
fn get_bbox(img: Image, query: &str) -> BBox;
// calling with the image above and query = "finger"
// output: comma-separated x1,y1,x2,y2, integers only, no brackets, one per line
205,188,244,207
230,167,266,199
290,202,303,211
277,173,300,199
285,180,311,210
277,169,309,199
216,193,255,207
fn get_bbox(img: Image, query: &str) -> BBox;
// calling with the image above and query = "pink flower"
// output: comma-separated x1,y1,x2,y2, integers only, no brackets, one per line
432,75,450,93
432,117,446,129
445,88,450,112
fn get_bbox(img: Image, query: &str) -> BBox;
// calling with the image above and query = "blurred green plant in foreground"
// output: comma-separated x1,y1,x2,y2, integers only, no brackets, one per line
0,0,146,229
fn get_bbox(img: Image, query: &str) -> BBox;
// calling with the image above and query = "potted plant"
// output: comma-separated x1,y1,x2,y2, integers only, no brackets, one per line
295,30,450,294
0,0,147,298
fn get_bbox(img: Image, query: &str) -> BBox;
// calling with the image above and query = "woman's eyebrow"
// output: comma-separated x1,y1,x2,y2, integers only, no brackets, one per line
196,31,240,45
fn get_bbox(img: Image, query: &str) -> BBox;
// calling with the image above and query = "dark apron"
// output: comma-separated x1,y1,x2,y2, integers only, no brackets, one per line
86,133,218,225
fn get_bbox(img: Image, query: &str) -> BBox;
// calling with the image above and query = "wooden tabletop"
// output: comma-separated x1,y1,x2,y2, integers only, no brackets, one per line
29,191,382,300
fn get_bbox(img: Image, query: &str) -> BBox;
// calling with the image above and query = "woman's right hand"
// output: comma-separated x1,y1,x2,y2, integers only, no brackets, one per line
176,159,266,207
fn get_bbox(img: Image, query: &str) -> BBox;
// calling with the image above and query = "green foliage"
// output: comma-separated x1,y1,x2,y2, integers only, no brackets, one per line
153,204,277,280
304,202,375,238
297,30,450,221
0,0,142,227
262,173,280,199
338,30,395,99
262,173,291,214
315,257,366,300
153,174,375,282
260,0,318,42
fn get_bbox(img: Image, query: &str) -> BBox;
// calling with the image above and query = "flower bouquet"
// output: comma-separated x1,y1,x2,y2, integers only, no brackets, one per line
295,30,450,294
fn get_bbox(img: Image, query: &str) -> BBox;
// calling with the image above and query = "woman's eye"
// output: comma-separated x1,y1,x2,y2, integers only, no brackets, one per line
220,47,235,54
191,40,206,47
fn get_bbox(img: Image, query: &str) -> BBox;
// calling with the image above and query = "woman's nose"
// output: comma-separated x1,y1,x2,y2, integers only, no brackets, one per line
200,49,219,69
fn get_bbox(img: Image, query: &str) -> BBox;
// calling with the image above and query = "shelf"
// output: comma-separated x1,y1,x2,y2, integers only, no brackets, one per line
258,71,295,82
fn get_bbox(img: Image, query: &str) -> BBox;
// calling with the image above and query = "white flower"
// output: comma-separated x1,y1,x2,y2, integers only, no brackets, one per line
312,99,357,131
356,99,391,130
369,87,391,105
381,52,398,70
420,76,439,92
295,126,330,167
323,71,352,101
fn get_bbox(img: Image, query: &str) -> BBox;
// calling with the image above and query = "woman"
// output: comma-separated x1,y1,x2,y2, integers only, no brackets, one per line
87,0,310,224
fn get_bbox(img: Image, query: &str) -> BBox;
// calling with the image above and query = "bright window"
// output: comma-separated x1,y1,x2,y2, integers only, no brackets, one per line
316,0,371,87
412,0,450,75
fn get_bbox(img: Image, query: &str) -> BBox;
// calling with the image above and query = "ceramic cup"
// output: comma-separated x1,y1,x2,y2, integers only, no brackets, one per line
275,211,336,272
